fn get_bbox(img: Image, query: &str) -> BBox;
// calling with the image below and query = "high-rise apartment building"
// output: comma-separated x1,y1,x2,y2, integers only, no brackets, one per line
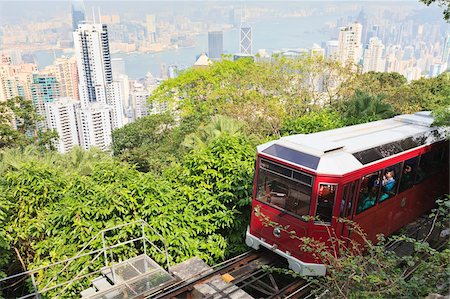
362,37,385,73
208,31,223,60
71,1,85,31
31,73,60,116
338,22,363,66
130,82,150,120
0,56,37,102
326,40,339,60
240,26,252,55
76,102,113,151
73,23,124,151
442,34,450,64
74,23,113,107
45,98,80,153
146,15,157,43
45,56,79,101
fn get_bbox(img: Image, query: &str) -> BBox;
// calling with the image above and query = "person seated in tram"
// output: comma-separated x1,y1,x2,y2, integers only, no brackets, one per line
399,164,414,191
380,170,396,202
357,190,377,213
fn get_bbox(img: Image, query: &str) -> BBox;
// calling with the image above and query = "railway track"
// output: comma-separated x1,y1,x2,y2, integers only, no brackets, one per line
146,249,312,299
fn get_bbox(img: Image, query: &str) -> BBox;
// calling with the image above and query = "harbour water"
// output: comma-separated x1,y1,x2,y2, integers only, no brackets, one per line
33,14,339,79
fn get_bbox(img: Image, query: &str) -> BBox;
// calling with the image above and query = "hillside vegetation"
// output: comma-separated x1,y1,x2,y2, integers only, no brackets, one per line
0,57,449,297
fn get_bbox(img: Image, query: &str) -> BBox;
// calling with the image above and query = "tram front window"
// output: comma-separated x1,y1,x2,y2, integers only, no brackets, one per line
256,159,313,219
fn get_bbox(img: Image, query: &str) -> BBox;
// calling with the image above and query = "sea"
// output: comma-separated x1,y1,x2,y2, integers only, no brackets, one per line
33,14,340,80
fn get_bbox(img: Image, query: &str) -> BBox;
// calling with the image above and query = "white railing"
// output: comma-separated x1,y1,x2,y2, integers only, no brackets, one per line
0,219,170,298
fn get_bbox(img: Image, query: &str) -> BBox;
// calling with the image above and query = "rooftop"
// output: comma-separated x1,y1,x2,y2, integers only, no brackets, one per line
258,112,447,175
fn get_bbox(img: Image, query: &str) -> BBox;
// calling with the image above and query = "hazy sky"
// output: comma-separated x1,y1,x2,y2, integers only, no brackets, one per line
0,1,434,25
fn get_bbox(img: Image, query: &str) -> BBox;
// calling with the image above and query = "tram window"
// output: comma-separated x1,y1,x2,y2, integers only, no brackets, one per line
415,152,433,184
256,160,313,219
398,157,418,193
315,184,336,224
340,181,357,218
379,163,401,203
356,171,381,214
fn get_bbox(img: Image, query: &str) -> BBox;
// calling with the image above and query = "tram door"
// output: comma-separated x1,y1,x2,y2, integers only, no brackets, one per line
336,180,359,241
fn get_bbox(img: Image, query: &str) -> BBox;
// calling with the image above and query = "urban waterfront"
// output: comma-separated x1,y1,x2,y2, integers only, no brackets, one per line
33,14,339,79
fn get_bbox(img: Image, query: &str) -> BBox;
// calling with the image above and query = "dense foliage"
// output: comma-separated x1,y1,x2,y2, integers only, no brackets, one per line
257,196,450,298
0,56,448,297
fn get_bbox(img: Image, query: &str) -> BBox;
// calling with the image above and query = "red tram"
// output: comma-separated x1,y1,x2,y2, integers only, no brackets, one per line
245,112,449,276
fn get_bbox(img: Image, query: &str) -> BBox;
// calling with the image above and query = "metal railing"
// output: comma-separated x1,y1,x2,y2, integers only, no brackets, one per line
0,219,170,299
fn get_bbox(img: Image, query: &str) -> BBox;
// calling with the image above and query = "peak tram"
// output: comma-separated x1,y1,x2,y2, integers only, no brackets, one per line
245,112,449,276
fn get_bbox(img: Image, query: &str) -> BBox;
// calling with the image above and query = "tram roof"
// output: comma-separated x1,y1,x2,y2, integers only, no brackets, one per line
257,111,448,176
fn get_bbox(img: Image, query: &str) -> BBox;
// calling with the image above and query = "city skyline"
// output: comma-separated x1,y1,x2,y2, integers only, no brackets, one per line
1,0,448,153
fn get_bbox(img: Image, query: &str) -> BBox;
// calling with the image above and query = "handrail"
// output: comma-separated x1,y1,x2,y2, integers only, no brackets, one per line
0,219,171,298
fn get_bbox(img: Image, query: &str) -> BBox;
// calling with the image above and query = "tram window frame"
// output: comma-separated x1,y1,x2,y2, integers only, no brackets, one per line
340,180,358,218
256,159,314,221
398,157,419,193
415,152,433,184
314,183,337,225
378,162,402,203
356,171,381,215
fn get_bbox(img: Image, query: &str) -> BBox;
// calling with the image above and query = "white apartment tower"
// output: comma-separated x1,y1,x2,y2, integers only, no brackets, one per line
73,23,124,150
45,98,80,153
73,23,113,107
77,103,113,151
338,22,363,66
130,82,150,120
362,37,385,73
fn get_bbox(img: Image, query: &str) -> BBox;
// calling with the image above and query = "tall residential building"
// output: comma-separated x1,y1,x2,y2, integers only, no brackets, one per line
73,23,124,150
326,40,339,60
338,22,363,66
130,82,150,120
442,34,450,64
146,15,157,43
45,98,80,153
31,73,60,116
362,37,385,73
45,56,79,100
240,26,252,55
76,102,113,151
208,31,223,60
71,1,85,31
0,56,37,102
74,23,113,107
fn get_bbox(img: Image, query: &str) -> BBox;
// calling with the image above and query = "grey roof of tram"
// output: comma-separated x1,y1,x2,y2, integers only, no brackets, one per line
257,112,445,176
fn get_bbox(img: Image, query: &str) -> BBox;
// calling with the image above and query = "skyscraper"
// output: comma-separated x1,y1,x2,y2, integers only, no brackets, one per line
208,31,223,60
442,34,450,64
362,37,385,73
73,23,124,150
71,1,85,31
338,22,363,66
146,15,157,43
74,23,113,107
240,26,252,55
31,73,60,116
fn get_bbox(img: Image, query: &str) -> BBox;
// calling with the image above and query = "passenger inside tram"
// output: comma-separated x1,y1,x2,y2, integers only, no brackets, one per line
380,170,396,202
357,173,380,213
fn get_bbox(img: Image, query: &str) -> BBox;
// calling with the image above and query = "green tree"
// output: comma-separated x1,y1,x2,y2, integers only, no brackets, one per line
0,97,58,150
182,115,245,150
280,110,345,136
150,56,357,138
420,0,450,21
341,90,396,125
111,113,180,172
